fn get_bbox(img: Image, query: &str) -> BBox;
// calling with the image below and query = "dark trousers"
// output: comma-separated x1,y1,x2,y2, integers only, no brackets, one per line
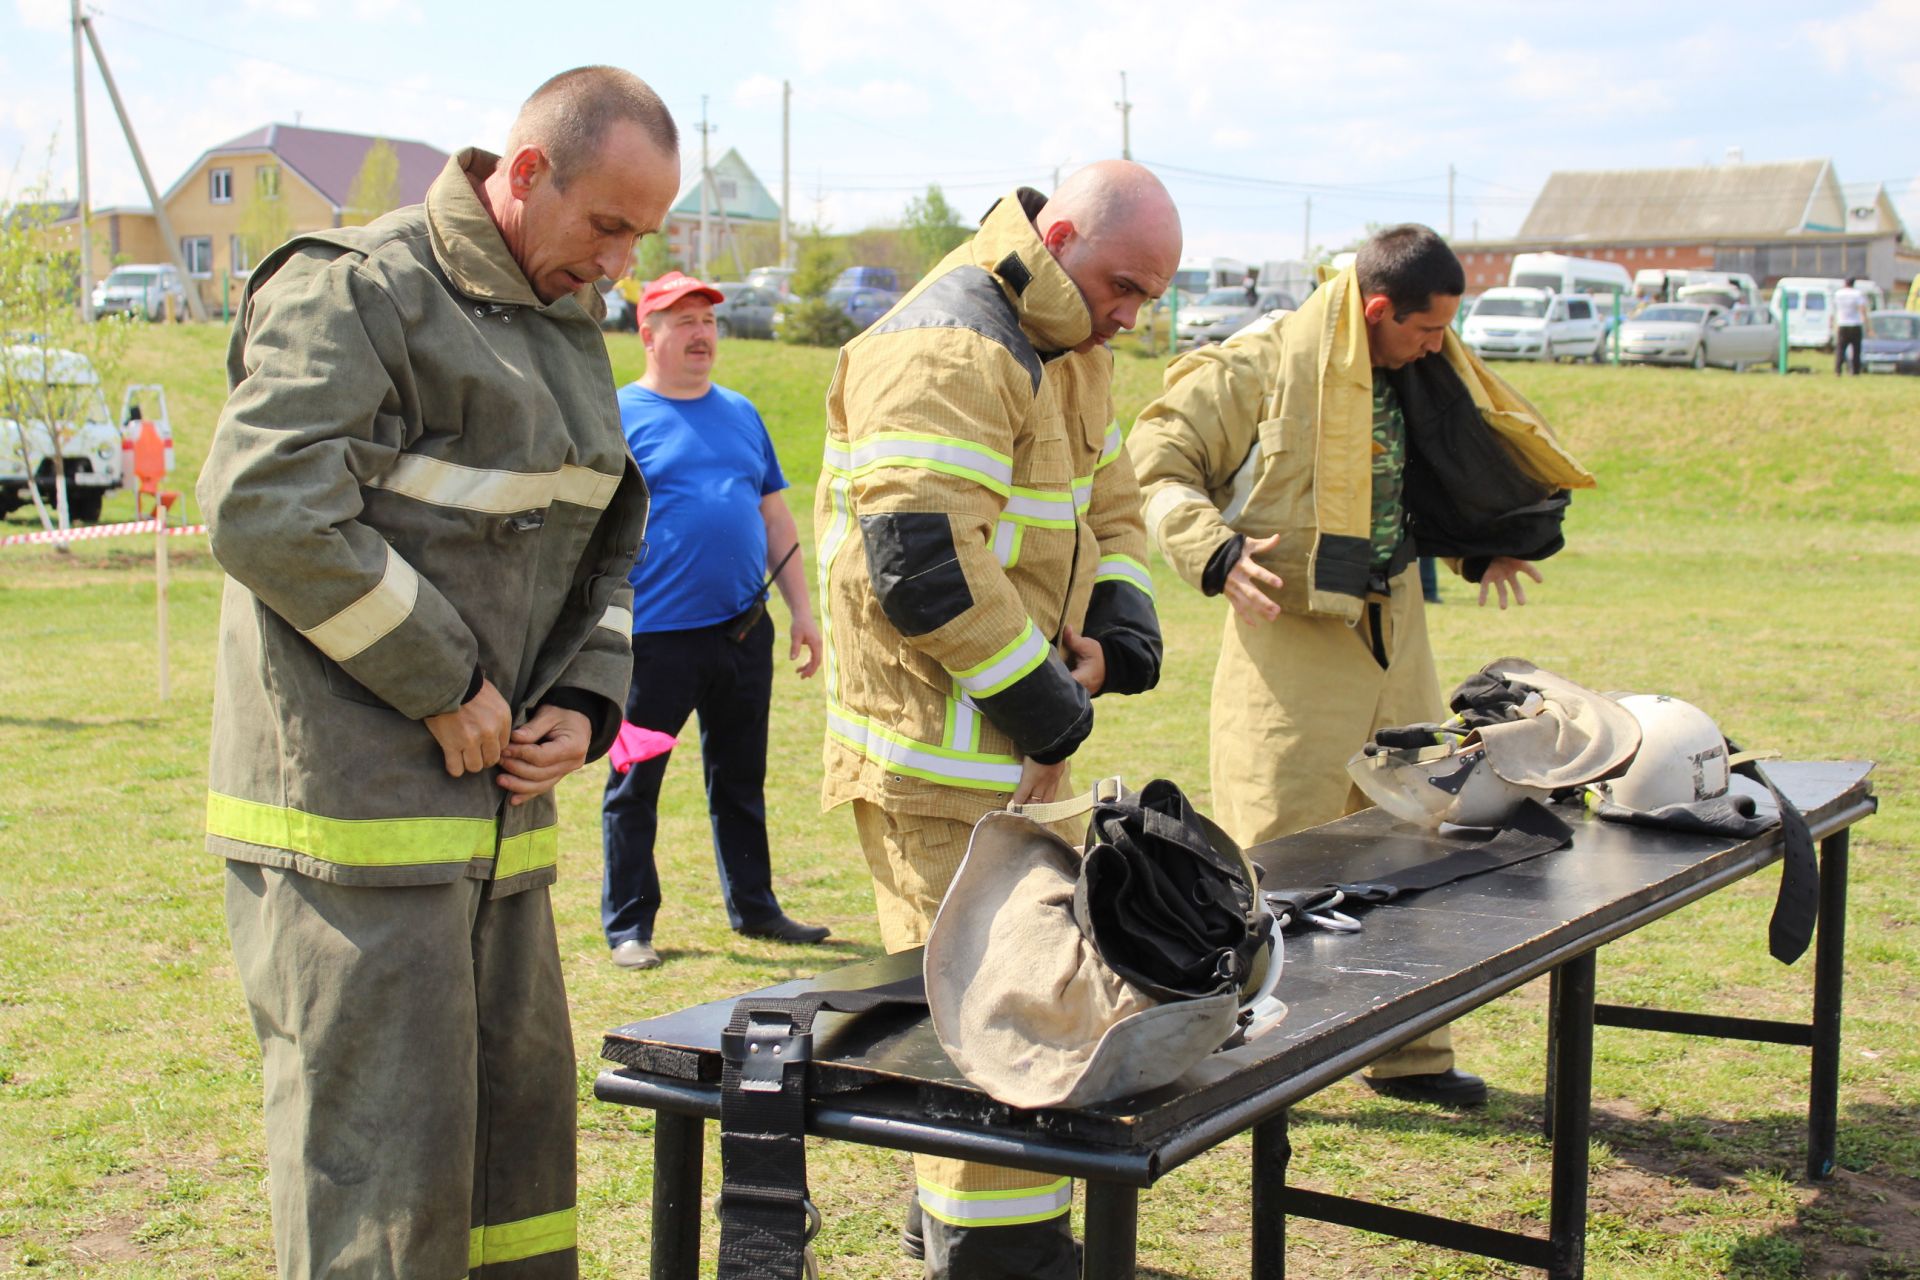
601,614,782,946
1836,325,1863,375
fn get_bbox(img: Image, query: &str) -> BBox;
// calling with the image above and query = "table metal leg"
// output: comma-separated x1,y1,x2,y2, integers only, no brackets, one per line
1251,1110,1291,1280
1082,1179,1139,1280
1544,967,1563,1142
1547,950,1594,1280
1808,829,1850,1181
650,1110,705,1280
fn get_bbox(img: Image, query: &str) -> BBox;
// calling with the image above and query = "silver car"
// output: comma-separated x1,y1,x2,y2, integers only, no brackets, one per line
90,263,187,322
1175,286,1295,347
1618,303,1780,370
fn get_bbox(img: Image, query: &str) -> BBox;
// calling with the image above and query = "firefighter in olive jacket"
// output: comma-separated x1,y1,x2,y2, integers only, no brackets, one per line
200,72,678,1279
816,171,1175,1277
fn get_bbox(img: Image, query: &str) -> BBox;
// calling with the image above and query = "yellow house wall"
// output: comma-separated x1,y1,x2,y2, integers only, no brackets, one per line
164,149,337,313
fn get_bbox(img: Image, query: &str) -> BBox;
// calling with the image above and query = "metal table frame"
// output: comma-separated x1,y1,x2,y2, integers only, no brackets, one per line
596,769,1874,1279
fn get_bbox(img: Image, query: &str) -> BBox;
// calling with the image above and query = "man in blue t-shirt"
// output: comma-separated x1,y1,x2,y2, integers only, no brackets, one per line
602,271,828,970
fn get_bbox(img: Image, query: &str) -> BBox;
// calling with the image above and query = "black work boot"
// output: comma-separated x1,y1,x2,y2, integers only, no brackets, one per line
902,1192,925,1260
922,1213,1078,1279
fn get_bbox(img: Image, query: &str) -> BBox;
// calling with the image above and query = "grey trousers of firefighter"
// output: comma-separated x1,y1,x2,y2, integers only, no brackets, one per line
225,862,579,1280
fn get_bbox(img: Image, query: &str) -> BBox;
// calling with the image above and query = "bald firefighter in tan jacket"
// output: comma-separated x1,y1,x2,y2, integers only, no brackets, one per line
1129,225,1595,1106
816,164,1178,1278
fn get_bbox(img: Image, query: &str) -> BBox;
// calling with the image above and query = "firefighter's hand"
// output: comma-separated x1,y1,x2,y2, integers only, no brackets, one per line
496,704,593,806
425,678,511,778
1478,557,1543,610
1061,624,1105,696
1012,756,1070,806
1225,533,1285,626
788,613,824,679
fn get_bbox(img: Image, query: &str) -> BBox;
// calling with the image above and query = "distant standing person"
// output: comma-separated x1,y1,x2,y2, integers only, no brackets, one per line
1833,277,1868,375
601,271,829,971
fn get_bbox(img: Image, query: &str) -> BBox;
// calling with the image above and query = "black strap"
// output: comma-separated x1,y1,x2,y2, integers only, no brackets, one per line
1266,800,1571,931
716,980,925,1279
1738,758,1819,965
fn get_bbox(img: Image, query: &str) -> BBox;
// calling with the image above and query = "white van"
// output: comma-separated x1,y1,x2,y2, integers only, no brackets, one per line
1509,252,1632,308
1772,277,1886,349
1462,287,1606,362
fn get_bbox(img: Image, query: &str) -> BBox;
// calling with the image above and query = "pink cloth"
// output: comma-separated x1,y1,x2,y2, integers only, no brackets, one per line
609,722,679,774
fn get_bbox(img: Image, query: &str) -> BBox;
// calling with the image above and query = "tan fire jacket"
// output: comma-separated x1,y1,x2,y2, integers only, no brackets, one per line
198,150,648,895
1129,267,1593,622
815,189,1162,821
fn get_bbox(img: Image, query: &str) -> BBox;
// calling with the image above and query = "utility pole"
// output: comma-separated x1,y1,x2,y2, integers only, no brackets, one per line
779,79,791,268
81,16,206,320
71,0,93,320
1302,197,1311,261
1114,71,1132,161
696,95,714,278
1447,163,1456,240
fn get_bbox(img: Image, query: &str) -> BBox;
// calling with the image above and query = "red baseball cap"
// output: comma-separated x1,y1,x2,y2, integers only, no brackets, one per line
637,271,725,319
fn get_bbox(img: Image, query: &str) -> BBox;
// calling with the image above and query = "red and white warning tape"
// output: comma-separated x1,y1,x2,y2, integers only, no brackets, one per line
0,517,208,548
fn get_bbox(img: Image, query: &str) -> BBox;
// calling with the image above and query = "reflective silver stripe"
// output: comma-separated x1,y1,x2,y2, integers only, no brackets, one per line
1072,475,1093,512
991,519,1017,566
1142,483,1213,543
817,476,854,692
947,693,979,752
951,623,1049,698
597,604,633,634
299,542,419,662
822,434,1014,491
1219,440,1264,526
1096,423,1124,469
1094,555,1155,598
367,456,620,515
1001,488,1076,526
916,1177,1073,1226
826,707,1022,787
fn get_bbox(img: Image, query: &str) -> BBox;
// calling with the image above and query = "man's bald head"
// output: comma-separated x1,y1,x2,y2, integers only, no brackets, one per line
1033,161,1182,352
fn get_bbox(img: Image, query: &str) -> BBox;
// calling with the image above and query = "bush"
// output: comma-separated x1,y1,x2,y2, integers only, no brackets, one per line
778,296,857,348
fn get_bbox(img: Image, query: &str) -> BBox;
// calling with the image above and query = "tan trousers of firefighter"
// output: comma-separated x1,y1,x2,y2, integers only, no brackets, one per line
1209,562,1454,1080
852,801,1078,1236
225,863,578,1280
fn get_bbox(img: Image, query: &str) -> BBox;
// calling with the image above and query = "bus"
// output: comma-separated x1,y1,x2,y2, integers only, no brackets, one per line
1509,253,1632,308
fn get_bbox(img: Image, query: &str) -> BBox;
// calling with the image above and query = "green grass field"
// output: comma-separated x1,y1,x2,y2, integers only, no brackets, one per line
1,324,1915,1278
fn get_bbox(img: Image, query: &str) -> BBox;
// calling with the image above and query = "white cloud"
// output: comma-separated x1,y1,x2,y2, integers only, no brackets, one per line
14,0,64,32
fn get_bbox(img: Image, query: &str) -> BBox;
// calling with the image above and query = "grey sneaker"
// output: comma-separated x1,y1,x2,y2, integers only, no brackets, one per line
611,940,661,970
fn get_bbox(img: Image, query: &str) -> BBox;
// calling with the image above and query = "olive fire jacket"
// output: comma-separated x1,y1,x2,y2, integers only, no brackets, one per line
815,188,1162,820
198,150,648,895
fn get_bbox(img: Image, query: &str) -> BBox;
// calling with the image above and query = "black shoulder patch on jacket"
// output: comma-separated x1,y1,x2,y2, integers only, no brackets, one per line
868,266,1042,394
995,252,1032,297
859,512,973,637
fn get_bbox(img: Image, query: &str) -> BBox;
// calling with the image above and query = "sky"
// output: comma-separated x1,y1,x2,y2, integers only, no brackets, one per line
3,0,1918,271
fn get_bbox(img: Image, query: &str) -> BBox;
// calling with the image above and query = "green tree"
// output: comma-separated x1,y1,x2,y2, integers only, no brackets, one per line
237,167,292,272
778,226,855,347
0,161,134,541
633,232,681,285
902,183,969,277
344,139,401,226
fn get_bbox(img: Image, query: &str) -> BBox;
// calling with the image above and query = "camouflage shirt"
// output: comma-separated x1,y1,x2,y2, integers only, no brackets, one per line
1369,370,1407,568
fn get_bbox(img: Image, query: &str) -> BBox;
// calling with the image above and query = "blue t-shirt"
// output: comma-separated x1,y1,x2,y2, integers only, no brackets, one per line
618,382,788,633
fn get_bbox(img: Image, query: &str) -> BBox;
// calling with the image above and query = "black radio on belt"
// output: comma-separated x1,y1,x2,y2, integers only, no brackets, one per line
725,544,797,643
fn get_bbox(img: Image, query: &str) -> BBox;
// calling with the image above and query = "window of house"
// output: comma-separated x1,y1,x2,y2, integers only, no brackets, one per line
717,179,737,200
230,234,253,277
257,165,281,199
182,236,214,276
210,167,233,203
1666,246,1677,259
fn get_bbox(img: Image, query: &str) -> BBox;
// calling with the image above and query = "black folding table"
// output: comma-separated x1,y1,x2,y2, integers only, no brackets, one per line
596,761,1875,1279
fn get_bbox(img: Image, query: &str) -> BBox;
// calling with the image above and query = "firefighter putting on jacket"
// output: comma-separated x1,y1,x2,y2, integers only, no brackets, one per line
815,162,1177,1278
199,68,678,1279
1128,224,1595,1109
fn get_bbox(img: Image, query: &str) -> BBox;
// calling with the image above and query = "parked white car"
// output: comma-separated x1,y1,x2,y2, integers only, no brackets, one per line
1175,286,1295,347
1618,303,1779,370
90,263,188,322
1461,288,1605,362
0,344,124,522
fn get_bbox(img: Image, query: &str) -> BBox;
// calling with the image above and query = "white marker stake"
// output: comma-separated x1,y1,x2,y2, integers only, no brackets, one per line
155,504,170,701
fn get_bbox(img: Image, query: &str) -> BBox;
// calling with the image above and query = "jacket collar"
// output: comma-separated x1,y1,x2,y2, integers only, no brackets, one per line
425,149,545,309
970,188,1092,355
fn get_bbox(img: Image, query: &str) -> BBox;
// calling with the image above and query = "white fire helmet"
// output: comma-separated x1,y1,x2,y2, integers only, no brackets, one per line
1599,694,1731,812
1347,742,1552,830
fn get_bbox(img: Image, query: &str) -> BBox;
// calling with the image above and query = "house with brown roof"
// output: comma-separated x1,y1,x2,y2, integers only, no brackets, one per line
51,123,447,314
1452,157,1915,297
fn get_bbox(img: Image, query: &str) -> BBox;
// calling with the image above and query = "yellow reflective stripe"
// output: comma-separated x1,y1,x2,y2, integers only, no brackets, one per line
990,518,1017,566
370,456,620,514
916,1176,1072,1226
944,690,982,753
1094,554,1156,599
1001,485,1077,529
950,621,1049,698
468,1207,576,1268
496,824,559,879
826,705,1021,788
1096,423,1124,470
207,792,494,867
1072,475,1094,513
299,542,419,663
598,603,633,634
822,432,1014,495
